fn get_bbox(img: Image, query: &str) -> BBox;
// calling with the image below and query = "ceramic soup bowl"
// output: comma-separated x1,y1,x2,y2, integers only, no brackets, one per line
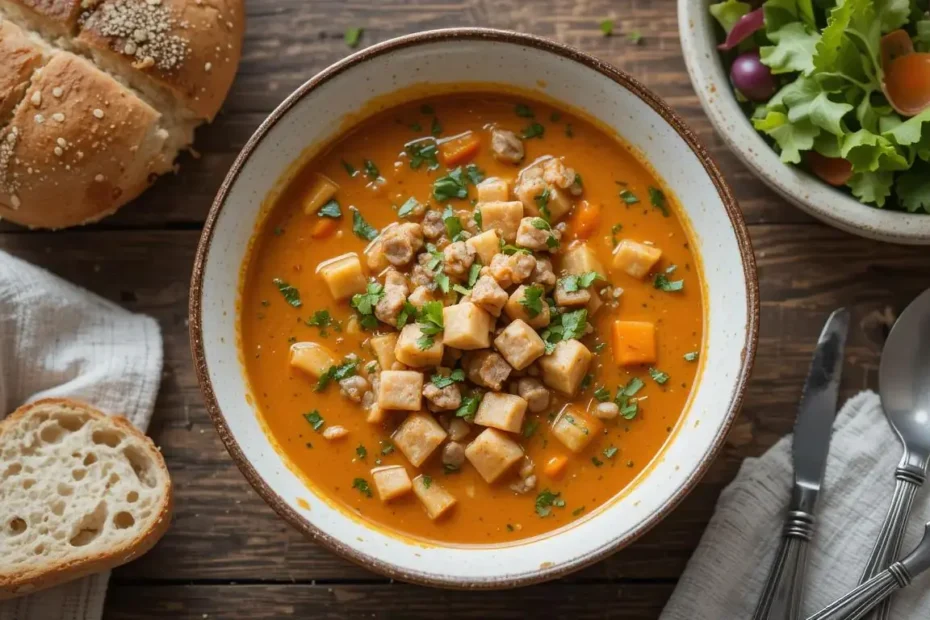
190,28,759,588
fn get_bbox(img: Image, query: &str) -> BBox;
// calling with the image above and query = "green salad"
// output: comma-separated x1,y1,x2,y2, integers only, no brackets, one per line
710,0,930,212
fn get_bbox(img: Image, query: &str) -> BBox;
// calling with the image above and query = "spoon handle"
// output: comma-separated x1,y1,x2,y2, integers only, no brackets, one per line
858,467,923,619
806,564,909,620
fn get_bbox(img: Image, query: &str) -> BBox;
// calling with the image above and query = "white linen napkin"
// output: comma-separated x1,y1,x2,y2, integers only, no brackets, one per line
662,390,930,619
0,250,163,620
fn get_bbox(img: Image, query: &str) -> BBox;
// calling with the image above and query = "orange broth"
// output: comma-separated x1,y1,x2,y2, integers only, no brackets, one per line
240,90,704,545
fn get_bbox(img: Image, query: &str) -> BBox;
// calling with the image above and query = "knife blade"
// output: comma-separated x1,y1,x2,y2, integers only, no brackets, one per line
792,307,850,511
752,308,850,620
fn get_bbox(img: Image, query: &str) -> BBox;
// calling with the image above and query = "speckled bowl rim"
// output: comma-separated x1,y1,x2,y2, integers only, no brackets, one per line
190,27,760,589
678,0,930,245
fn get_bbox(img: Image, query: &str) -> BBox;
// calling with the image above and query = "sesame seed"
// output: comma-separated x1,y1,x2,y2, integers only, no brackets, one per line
81,0,190,71
93,108,105,119
204,62,212,72
52,87,63,98
56,138,67,148
52,113,65,122
10,194,20,209
54,146,63,157
95,174,105,182
30,91,42,106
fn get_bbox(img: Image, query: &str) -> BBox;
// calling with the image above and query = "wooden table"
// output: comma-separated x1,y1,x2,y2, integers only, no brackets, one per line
3,1,927,617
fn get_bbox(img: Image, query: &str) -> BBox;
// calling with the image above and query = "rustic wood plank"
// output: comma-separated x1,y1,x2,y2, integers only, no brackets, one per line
0,0,814,232
1,224,924,588
102,583,676,619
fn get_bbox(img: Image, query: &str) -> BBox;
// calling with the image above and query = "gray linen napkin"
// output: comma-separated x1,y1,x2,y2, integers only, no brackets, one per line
661,391,930,618
0,251,163,620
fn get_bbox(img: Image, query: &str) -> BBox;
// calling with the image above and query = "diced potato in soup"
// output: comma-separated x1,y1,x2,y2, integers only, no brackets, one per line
241,90,703,544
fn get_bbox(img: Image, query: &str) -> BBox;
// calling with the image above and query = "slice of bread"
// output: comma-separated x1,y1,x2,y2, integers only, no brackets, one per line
0,398,172,600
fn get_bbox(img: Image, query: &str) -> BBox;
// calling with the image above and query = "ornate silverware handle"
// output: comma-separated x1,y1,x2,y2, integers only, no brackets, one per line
859,466,924,620
752,511,813,620
807,566,909,620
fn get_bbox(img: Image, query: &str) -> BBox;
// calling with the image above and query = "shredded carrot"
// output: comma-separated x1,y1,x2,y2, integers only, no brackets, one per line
566,200,601,241
543,455,569,478
440,132,481,166
310,217,340,239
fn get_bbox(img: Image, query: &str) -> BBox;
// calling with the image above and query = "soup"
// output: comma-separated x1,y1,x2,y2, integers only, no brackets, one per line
240,90,704,545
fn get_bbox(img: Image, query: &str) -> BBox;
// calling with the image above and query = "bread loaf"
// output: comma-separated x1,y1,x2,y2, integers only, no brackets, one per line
0,0,244,228
0,399,173,600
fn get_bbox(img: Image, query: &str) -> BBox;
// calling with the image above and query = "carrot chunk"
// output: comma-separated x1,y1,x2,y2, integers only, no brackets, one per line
543,455,568,478
566,200,601,241
310,216,340,239
440,132,481,166
611,320,657,366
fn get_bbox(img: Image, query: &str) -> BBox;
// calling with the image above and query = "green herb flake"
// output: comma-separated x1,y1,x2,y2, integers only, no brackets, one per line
316,359,359,392
465,163,485,185
654,273,684,292
506,523,515,532
396,301,417,329
561,271,602,292
273,278,302,308
560,309,588,340
619,188,639,205
648,186,669,216
363,159,380,180
434,271,451,294
350,282,384,318
341,160,357,177
397,197,421,218
431,368,465,389
649,367,670,385
535,489,566,517
522,122,545,140
593,387,611,402
405,140,440,171
473,209,483,230
351,208,379,241
418,301,445,336
303,410,325,431
522,419,540,438
433,167,469,202
515,103,535,118
534,188,551,221
430,116,442,137
599,19,614,36
305,309,333,334
442,205,465,240
467,262,481,287
456,394,481,420
627,30,643,45
603,445,619,459
380,441,395,456
356,444,367,460
520,285,546,318
594,342,607,353
344,27,363,48
565,124,574,138
580,373,594,392
684,351,699,362
422,475,433,489
591,456,604,467
318,200,342,219
572,506,586,517
352,477,372,498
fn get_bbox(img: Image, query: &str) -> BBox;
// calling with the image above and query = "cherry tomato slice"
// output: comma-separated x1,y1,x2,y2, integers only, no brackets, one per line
807,152,853,186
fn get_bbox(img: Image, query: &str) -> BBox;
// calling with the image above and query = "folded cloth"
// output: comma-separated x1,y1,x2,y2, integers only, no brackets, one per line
661,390,930,619
0,251,163,620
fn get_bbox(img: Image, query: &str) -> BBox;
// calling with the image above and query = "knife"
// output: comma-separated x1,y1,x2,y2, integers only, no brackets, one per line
752,308,851,620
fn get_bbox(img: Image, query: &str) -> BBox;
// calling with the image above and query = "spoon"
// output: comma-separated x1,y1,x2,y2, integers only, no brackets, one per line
858,288,930,619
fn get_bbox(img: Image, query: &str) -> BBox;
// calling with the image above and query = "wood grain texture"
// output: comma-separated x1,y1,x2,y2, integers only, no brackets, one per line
1,0,926,617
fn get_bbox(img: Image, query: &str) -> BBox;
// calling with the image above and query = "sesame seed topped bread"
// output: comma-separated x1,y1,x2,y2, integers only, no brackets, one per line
0,0,244,228
0,399,172,601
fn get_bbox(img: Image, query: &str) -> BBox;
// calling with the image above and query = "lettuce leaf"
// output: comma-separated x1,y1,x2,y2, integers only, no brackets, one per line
709,0,752,34
896,163,930,213
780,77,853,135
763,0,815,31
841,130,909,172
761,22,819,75
753,111,820,163
877,0,910,33
848,171,894,206
884,108,930,161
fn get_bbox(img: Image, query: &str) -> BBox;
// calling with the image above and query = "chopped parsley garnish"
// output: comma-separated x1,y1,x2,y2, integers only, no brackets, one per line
350,282,384,329
316,359,358,392
442,205,464,240
615,377,645,420
599,19,614,36
611,223,623,246
628,30,643,45
303,410,324,431
522,122,545,139
363,159,380,180
465,163,485,185
580,373,593,392
473,209,483,230
540,308,588,352
535,489,566,517
396,301,417,329
431,369,465,388
318,200,342,218
654,273,684,292
397,197,421,218
273,278,302,308
593,387,611,402
594,342,607,353
522,419,539,438
515,103,534,118
416,301,444,349
561,271,602,292
591,456,604,467
455,394,481,420
380,441,395,456
344,27,363,48
356,445,367,460
572,506,586,516
603,445,619,459
341,160,357,177
433,167,468,201
422,475,433,489
531,217,551,230
534,188,551,220
351,208,379,240
305,309,334,335
684,351,699,362
430,116,442,137
506,523,515,531
520,285,545,318
452,284,470,296
434,271,451,294
352,477,372,498
405,140,440,170
467,262,481,287
648,186,669,216
649,367,670,385
619,188,639,205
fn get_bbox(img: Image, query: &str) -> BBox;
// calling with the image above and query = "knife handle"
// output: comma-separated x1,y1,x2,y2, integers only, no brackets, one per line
752,510,813,620
857,467,923,619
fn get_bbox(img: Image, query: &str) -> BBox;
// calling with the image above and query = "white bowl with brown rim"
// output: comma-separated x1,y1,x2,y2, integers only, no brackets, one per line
190,28,759,588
